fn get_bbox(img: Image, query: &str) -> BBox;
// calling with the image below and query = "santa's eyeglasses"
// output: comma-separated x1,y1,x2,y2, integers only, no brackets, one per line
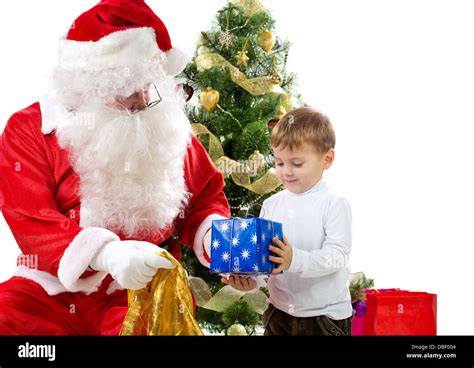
129,83,162,114
146,84,162,108
117,83,162,114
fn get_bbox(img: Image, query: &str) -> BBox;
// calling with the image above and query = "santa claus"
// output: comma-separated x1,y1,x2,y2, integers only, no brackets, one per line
0,0,230,335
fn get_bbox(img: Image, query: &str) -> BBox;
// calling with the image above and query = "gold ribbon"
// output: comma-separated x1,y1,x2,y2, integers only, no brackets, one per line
120,252,203,336
195,53,285,97
192,123,282,196
194,53,293,117
228,0,267,16
191,123,225,162
202,285,269,315
276,93,294,118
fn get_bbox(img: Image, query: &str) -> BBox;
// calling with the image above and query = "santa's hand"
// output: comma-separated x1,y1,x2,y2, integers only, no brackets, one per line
90,240,175,290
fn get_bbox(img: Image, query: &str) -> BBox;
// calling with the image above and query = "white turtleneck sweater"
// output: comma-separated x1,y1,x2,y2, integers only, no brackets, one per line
260,179,353,319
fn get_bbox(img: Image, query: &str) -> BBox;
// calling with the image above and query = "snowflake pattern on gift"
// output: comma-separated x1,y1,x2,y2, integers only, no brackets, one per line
231,237,239,247
210,218,282,274
221,251,230,262
212,239,220,250
251,233,257,244
240,219,250,231
219,222,230,233
241,249,251,260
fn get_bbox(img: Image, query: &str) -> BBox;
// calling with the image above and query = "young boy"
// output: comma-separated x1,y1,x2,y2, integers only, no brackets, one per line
222,107,353,336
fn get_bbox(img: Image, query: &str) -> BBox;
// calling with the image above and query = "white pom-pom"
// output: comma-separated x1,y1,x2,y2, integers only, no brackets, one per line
164,47,189,76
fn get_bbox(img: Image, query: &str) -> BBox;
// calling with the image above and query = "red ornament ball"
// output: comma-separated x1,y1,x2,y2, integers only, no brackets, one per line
268,119,279,129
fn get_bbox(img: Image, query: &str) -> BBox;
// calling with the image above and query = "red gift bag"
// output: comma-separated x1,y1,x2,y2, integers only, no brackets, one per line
352,314,365,335
363,289,437,335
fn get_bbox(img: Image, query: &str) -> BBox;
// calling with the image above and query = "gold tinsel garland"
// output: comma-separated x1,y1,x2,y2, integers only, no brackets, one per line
192,123,282,196
195,53,290,102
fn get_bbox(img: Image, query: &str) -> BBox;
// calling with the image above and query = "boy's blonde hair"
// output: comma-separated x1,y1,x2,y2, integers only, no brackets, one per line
271,107,335,154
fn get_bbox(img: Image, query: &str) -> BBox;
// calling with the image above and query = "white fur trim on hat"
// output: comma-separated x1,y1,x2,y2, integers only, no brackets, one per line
59,27,159,70
58,27,187,76
57,227,120,293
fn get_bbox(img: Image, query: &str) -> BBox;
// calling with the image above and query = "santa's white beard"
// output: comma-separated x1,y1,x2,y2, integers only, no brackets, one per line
55,86,192,240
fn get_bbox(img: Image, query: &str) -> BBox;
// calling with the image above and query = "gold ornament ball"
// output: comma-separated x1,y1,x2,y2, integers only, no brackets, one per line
227,323,247,336
268,119,279,129
271,72,282,85
197,46,210,55
258,31,276,52
200,87,220,113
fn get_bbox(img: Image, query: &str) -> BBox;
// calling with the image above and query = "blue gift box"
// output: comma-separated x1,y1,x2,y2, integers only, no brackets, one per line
210,218,283,275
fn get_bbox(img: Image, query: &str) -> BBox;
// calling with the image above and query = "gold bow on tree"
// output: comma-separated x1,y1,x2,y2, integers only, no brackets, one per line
191,123,282,196
228,0,267,16
195,53,287,97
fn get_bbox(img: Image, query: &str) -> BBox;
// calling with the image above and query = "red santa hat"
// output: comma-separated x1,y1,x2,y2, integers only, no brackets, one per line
57,0,186,77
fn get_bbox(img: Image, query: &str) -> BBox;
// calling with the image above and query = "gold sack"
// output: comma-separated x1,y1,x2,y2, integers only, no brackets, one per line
120,252,203,336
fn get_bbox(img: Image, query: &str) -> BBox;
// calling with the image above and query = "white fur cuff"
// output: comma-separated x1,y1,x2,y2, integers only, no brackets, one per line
58,227,119,293
193,214,228,268
14,267,69,296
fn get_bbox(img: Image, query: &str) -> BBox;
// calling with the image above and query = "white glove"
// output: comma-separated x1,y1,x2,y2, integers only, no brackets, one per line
90,240,175,290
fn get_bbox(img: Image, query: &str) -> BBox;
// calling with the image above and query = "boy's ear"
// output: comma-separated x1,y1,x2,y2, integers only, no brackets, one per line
323,149,335,170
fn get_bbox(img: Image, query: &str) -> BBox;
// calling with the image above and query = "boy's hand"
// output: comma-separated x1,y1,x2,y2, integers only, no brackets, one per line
269,235,293,274
221,275,257,292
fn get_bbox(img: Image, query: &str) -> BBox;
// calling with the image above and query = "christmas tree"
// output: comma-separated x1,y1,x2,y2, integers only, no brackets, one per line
179,0,302,334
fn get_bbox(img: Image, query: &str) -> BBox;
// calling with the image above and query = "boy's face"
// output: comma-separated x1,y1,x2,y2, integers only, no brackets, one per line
273,143,334,194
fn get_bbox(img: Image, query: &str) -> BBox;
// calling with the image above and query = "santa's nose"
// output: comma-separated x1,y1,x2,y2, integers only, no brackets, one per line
117,89,150,113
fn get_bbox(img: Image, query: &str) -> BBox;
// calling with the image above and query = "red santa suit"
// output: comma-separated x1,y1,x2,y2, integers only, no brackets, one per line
0,0,230,335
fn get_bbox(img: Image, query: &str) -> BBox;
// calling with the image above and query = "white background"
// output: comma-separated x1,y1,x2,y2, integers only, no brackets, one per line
1,0,473,335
